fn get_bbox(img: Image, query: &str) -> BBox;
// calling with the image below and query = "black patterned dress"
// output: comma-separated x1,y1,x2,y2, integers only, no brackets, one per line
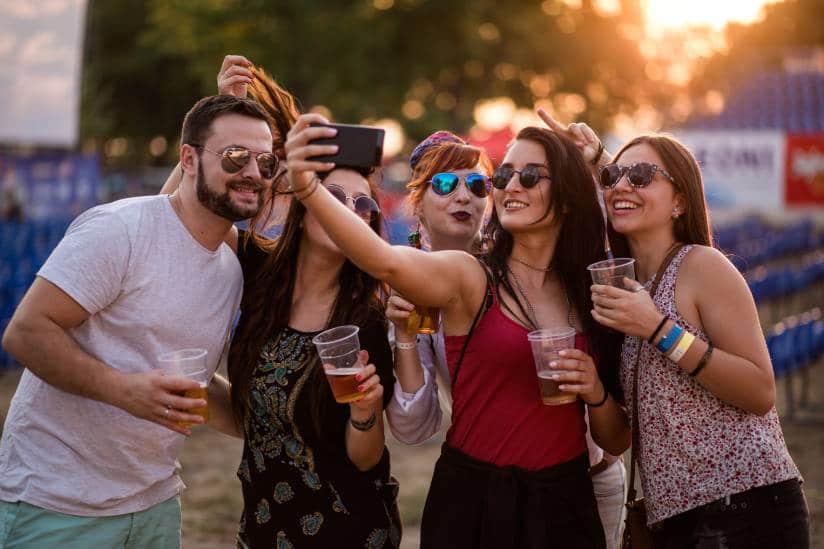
235,239,400,549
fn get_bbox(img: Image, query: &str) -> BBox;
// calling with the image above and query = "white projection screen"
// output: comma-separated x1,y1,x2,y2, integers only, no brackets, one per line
0,0,88,148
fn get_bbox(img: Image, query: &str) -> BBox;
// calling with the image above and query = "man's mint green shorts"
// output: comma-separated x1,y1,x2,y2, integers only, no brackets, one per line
0,495,181,549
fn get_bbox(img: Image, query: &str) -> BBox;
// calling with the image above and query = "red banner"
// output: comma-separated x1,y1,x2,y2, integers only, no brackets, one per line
785,134,824,206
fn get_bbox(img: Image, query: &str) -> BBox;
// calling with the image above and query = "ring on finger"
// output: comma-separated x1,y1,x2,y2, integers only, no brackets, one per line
164,406,170,418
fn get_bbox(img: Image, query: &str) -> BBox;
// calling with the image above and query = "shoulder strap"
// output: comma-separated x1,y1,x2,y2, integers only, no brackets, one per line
452,259,494,388
626,243,684,505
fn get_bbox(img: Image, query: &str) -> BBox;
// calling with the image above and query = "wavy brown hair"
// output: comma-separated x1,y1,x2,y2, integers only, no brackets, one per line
228,168,386,438
482,127,624,400
606,134,713,259
248,65,301,158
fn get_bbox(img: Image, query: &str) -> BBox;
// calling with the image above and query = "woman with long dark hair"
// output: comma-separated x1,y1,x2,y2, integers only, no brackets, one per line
228,167,400,548
284,113,627,548
541,112,809,548
161,56,400,548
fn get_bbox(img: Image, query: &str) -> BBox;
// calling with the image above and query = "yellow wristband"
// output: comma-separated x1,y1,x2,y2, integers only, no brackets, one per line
668,331,695,363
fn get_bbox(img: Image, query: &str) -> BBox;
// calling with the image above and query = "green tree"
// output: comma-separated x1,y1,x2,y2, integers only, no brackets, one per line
81,0,650,166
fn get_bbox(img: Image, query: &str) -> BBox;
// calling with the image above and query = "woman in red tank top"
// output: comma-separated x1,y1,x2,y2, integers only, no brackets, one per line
283,114,629,548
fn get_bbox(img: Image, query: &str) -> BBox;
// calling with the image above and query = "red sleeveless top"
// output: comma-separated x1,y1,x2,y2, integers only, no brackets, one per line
444,291,588,471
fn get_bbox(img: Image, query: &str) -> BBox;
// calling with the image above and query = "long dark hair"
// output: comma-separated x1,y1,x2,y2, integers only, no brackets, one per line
482,126,624,400
228,169,386,437
607,134,713,258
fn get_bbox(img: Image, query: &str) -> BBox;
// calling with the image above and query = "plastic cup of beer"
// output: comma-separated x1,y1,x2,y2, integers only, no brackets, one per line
312,325,365,404
405,305,440,335
527,327,578,406
587,257,636,290
157,348,209,426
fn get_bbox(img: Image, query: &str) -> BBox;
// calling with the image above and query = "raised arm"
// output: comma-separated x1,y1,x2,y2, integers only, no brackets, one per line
284,113,486,320
537,108,612,171
2,279,205,435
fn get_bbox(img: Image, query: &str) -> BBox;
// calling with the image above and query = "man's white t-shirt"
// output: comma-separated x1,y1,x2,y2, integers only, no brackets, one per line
0,195,242,516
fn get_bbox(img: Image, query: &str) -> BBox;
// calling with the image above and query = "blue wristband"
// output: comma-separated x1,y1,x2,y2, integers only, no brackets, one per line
655,323,684,354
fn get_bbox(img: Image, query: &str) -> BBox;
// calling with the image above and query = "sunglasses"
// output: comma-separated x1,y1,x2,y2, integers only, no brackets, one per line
194,145,279,180
326,184,380,220
429,172,491,198
491,164,551,189
598,162,676,189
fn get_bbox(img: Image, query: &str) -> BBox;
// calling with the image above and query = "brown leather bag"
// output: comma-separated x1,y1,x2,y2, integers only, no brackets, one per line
621,244,683,549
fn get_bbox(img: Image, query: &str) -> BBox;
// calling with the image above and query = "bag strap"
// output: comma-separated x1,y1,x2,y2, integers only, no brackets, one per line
626,243,684,505
452,259,494,388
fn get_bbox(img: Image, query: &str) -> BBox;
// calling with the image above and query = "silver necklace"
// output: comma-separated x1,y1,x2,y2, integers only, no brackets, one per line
510,256,552,272
506,263,576,329
506,263,539,329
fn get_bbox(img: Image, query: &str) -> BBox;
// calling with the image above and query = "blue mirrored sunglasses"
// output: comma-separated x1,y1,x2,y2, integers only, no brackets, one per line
429,172,491,198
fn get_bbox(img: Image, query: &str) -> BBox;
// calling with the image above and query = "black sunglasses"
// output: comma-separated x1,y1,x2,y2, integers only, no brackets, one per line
599,162,676,189
491,164,551,189
429,172,491,198
326,184,380,220
194,145,279,180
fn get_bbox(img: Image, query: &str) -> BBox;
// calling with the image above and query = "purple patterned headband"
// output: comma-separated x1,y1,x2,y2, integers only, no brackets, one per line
409,130,466,171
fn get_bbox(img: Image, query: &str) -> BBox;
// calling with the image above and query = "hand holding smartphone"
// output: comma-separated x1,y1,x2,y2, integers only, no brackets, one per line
309,123,385,169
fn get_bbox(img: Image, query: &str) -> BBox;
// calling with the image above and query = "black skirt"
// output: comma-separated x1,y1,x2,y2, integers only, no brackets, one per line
420,445,605,549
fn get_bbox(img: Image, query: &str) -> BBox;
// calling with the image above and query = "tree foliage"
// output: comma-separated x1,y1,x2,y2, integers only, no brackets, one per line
81,0,652,166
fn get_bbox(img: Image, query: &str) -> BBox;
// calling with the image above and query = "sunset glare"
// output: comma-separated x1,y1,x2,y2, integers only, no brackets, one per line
642,0,779,34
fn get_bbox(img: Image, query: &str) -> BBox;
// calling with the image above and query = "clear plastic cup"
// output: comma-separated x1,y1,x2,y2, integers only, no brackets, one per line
527,327,578,406
157,348,209,426
587,257,637,290
312,325,364,403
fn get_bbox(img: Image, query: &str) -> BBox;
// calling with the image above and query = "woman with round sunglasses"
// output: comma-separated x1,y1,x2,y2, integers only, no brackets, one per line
227,166,401,549
162,56,401,548
285,112,627,548
383,131,492,445
385,131,626,548
541,111,809,547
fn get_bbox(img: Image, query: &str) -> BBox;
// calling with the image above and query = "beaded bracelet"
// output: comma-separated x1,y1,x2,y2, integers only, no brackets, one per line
350,411,377,431
655,323,684,354
690,343,714,378
668,331,695,363
395,341,417,351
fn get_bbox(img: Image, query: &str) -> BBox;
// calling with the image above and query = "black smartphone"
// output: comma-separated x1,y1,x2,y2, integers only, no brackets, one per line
309,123,385,169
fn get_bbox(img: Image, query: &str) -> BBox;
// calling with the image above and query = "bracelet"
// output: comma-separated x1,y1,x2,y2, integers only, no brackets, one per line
349,411,377,431
667,331,695,363
647,316,669,344
655,323,684,354
690,343,713,377
395,340,417,351
295,179,319,201
584,387,609,408
590,141,605,166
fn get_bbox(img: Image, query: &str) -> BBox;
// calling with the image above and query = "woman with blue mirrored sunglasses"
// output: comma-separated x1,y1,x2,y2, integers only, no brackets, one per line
429,172,491,198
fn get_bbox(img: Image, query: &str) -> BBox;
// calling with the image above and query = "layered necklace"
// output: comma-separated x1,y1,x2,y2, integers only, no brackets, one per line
506,262,540,329
505,261,576,330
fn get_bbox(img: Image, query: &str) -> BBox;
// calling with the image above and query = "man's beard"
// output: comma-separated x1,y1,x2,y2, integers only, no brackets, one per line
196,166,263,222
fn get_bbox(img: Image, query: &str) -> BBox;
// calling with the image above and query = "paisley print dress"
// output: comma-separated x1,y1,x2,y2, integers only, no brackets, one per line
235,237,400,548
